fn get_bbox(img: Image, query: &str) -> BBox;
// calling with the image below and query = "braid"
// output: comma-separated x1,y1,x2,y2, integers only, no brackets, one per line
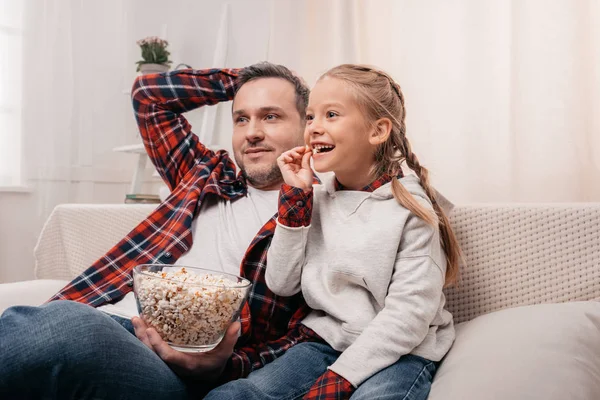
400,134,460,283
400,137,437,205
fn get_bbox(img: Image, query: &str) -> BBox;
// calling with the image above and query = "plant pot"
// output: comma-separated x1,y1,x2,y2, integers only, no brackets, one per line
139,63,170,75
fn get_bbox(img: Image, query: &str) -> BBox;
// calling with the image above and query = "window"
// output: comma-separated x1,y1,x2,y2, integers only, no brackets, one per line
0,0,23,186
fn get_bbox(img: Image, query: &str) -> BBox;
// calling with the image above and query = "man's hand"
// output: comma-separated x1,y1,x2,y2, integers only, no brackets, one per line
277,145,314,191
132,316,239,381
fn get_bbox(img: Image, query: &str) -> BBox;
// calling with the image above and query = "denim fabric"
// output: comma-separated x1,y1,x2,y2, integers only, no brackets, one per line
0,301,191,400
0,301,436,400
205,341,437,400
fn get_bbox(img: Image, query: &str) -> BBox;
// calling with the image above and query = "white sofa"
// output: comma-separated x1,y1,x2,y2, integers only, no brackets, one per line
2,203,600,399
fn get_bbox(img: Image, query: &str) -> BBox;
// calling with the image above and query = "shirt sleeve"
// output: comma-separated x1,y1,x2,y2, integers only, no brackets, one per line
265,185,314,297
277,184,313,227
303,370,355,399
131,68,241,190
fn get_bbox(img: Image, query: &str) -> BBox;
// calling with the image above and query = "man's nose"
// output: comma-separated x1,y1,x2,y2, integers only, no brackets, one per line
245,120,265,143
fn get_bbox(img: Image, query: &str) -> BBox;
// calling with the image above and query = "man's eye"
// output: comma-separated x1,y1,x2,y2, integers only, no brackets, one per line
236,117,248,123
326,111,338,118
265,114,278,120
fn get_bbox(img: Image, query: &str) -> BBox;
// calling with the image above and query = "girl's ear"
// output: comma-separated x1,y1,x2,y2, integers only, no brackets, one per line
369,118,393,145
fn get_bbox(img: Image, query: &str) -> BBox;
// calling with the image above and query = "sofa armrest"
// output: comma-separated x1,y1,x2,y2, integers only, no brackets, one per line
34,204,156,280
0,279,70,314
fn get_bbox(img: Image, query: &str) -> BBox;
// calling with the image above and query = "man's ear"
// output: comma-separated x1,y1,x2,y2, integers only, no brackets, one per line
368,118,392,145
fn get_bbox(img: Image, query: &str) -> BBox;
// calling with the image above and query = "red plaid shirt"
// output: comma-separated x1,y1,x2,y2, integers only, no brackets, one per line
49,68,317,381
277,174,395,399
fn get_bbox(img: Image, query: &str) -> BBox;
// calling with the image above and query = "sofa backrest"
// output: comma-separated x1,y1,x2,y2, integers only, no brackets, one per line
35,203,600,323
445,204,600,323
34,204,157,281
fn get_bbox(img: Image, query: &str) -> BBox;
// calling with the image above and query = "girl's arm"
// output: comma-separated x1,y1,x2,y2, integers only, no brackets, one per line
327,210,447,388
265,184,313,296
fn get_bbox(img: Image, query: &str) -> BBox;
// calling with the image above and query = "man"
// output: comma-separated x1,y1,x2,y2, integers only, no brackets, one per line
0,63,323,399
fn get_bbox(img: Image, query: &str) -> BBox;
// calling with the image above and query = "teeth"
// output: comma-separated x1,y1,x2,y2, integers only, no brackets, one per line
312,144,334,153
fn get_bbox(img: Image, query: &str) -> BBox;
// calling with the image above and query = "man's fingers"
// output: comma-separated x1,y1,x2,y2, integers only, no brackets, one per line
212,321,240,355
132,316,153,349
147,327,182,363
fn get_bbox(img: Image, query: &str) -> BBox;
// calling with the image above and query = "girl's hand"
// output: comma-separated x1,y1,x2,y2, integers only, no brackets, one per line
277,145,313,191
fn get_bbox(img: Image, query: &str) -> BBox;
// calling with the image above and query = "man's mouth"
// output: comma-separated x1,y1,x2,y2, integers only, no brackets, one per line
312,144,335,154
245,148,271,155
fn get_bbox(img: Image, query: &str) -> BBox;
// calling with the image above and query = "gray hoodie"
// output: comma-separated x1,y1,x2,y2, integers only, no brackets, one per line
266,174,455,387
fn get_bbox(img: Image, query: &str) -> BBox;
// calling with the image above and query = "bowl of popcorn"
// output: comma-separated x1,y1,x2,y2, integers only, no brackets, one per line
133,264,252,352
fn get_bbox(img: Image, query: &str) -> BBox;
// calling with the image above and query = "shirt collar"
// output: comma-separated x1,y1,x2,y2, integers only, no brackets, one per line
333,172,400,193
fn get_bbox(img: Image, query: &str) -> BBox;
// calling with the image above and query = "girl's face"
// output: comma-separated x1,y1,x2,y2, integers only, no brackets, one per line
305,77,377,183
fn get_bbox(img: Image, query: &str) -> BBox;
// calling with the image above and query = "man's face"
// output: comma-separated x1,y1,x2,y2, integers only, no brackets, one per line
232,78,305,190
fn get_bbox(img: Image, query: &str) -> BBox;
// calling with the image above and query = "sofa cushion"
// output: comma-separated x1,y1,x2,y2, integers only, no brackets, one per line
0,279,69,314
429,301,600,400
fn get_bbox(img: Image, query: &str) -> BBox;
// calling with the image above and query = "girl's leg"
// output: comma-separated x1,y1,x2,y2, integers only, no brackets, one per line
205,341,340,400
350,354,438,400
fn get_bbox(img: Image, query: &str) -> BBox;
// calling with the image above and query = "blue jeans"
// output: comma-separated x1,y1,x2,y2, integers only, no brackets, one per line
205,341,437,400
0,301,436,399
0,301,196,399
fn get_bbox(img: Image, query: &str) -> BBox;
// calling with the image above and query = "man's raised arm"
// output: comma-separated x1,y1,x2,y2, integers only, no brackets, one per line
131,68,241,190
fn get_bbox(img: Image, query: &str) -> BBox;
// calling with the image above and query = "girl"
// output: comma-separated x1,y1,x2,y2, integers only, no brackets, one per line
242,64,461,400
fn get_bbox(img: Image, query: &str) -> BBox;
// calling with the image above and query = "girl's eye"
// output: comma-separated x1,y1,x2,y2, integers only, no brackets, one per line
306,115,314,121
326,111,338,118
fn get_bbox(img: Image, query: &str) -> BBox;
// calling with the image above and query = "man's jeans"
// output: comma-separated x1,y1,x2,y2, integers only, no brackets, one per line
0,300,436,399
0,301,194,399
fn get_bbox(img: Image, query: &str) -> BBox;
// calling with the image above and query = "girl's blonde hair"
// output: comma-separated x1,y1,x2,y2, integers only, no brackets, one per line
321,64,461,286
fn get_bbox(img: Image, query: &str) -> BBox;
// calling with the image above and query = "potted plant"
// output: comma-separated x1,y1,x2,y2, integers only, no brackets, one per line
136,36,172,74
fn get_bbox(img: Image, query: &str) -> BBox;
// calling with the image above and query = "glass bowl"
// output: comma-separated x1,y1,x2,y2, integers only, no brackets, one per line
133,264,252,352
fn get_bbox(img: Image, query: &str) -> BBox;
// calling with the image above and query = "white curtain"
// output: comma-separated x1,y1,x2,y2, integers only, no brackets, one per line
16,0,600,209
268,0,600,203
1,0,599,282
0,0,23,187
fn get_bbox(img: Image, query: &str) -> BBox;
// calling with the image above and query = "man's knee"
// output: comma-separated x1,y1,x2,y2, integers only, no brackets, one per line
1,300,119,364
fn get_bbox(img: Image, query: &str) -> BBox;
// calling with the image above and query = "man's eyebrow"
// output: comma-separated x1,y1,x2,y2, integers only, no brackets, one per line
259,106,286,114
232,106,286,116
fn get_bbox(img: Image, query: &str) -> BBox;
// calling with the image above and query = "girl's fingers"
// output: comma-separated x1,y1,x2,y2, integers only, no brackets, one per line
291,145,307,153
301,151,312,169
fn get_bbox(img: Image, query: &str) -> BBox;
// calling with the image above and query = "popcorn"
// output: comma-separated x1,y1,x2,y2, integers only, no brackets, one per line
135,268,246,347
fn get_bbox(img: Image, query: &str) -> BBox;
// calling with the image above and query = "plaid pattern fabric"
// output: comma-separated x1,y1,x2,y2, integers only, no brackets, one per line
332,173,396,192
303,370,355,400
48,68,313,380
277,184,314,227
